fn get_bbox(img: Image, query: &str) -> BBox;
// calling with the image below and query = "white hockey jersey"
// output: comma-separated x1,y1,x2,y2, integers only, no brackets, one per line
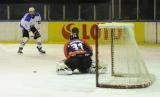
20,12,41,30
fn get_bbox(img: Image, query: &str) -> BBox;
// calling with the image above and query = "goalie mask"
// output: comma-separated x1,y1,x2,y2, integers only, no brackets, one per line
70,27,79,40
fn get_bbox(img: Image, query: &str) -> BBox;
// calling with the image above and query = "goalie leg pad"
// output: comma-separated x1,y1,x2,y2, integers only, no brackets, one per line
88,60,106,74
65,57,79,71
56,60,72,75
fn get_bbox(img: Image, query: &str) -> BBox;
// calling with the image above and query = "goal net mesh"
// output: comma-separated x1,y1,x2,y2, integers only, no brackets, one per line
96,23,154,88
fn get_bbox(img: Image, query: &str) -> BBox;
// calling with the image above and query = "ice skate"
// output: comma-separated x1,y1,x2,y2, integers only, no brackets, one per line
17,47,23,54
37,47,46,54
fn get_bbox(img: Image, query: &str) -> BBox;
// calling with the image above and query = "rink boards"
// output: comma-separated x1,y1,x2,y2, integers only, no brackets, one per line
0,21,159,44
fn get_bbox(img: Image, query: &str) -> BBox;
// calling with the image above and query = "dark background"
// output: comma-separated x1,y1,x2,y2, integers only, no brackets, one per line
0,0,158,21
0,0,107,3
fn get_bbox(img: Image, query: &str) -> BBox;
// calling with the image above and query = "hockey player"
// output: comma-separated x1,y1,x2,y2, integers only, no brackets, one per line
17,7,46,54
57,27,93,74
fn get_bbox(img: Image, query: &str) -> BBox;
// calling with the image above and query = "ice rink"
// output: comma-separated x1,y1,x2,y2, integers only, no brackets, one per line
0,44,159,97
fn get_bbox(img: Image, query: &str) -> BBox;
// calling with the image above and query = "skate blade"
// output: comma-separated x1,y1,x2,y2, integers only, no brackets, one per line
17,52,23,55
39,52,46,54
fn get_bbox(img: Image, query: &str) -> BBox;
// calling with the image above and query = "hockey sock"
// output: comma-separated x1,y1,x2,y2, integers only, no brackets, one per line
19,37,29,49
36,37,42,49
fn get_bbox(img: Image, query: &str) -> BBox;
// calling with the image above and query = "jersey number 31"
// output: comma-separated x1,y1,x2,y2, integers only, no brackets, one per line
71,43,84,50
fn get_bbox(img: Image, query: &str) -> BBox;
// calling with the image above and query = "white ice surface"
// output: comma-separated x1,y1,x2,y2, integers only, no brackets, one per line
0,44,159,97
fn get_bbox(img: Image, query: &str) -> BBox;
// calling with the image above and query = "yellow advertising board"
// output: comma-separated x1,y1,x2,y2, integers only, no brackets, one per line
48,22,144,44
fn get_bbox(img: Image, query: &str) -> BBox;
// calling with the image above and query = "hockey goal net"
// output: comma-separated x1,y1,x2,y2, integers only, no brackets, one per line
95,23,154,88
